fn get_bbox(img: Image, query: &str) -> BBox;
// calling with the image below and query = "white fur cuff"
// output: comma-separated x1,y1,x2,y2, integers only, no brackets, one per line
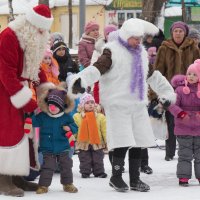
147,70,176,103
10,86,32,108
67,66,101,99
0,136,29,176
79,65,101,86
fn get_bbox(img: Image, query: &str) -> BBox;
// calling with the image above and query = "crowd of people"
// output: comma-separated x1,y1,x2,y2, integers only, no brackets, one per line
1,3,200,197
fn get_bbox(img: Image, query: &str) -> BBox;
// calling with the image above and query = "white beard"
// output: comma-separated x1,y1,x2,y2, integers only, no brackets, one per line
9,15,50,81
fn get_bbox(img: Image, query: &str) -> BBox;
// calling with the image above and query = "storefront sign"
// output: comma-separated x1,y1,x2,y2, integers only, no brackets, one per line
106,0,142,10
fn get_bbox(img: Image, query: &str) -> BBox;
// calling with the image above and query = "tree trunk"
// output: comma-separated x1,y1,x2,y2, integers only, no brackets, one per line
68,0,73,48
181,0,186,22
8,0,14,22
38,0,49,6
141,0,166,24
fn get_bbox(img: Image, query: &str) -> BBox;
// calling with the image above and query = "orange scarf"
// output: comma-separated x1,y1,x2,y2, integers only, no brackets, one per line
78,112,100,144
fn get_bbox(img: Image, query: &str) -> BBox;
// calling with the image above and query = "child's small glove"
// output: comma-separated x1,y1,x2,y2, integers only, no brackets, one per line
177,111,188,119
65,131,75,147
24,117,32,134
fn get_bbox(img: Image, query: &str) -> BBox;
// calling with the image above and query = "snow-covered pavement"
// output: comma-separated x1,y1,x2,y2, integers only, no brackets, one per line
1,145,200,200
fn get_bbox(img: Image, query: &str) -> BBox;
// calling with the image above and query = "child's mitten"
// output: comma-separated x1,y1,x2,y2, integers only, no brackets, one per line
65,131,75,147
24,117,32,134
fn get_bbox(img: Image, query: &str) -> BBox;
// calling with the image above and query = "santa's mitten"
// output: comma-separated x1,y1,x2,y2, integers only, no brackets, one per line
65,131,75,147
24,117,32,134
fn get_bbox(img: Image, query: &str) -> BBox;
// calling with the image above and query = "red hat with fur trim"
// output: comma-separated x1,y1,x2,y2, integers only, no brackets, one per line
26,4,53,30
183,59,200,98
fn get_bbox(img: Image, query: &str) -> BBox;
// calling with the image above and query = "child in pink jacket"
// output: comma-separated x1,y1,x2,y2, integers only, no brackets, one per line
169,59,200,186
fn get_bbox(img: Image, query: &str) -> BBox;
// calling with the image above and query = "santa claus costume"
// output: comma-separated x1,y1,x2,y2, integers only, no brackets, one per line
0,4,53,197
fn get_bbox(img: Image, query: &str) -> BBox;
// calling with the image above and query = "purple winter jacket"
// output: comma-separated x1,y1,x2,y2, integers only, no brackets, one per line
78,34,96,67
168,75,200,136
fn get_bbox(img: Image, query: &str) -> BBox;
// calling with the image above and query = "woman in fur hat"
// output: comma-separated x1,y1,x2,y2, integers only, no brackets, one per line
68,18,176,192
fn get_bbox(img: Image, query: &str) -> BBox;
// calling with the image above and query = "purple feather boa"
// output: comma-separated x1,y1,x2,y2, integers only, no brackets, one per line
118,36,144,100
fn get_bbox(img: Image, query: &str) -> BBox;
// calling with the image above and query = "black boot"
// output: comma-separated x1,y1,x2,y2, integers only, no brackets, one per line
109,151,125,172
129,159,150,192
109,156,129,192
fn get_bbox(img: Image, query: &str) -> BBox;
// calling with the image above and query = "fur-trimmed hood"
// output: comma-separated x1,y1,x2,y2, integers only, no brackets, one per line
37,82,74,114
171,74,186,88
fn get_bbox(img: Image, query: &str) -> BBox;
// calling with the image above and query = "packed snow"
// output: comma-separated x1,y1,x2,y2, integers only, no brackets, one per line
1,141,200,200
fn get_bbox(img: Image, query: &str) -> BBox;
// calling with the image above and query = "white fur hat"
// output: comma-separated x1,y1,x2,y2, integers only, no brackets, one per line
119,18,159,41
26,4,53,30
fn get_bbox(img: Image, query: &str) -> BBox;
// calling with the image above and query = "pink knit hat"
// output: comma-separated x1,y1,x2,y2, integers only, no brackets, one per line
104,24,117,38
84,21,99,34
80,93,95,107
170,21,189,36
183,59,200,98
44,48,53,58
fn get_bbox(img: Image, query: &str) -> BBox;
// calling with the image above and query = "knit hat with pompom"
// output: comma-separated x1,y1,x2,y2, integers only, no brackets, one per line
183,59,200,98
84,21,99,34
80,93,95,108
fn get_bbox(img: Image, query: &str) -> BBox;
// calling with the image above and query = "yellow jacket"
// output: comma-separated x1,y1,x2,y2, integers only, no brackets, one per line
73,112,106,150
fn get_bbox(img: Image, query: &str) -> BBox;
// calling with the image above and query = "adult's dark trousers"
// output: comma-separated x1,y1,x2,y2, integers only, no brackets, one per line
165,111,176,158
141,148,149,167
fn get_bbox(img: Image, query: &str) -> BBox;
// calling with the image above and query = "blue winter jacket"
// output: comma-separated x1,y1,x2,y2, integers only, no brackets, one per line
32,112,78,154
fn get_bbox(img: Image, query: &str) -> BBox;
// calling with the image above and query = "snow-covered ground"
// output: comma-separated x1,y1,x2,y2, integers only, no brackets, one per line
1,143,200,200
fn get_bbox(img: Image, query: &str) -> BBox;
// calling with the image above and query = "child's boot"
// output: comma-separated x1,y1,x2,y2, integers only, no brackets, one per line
179,178,189,187
36,186,48,194
63,183,78,193
94,172,107,178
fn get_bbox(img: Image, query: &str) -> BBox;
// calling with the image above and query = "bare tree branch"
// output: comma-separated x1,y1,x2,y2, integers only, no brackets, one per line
141,0,166,24
68,0,73,48
8,0,14,22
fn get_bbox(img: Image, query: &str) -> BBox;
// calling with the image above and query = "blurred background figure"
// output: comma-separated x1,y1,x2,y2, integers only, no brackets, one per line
188,28,200,49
